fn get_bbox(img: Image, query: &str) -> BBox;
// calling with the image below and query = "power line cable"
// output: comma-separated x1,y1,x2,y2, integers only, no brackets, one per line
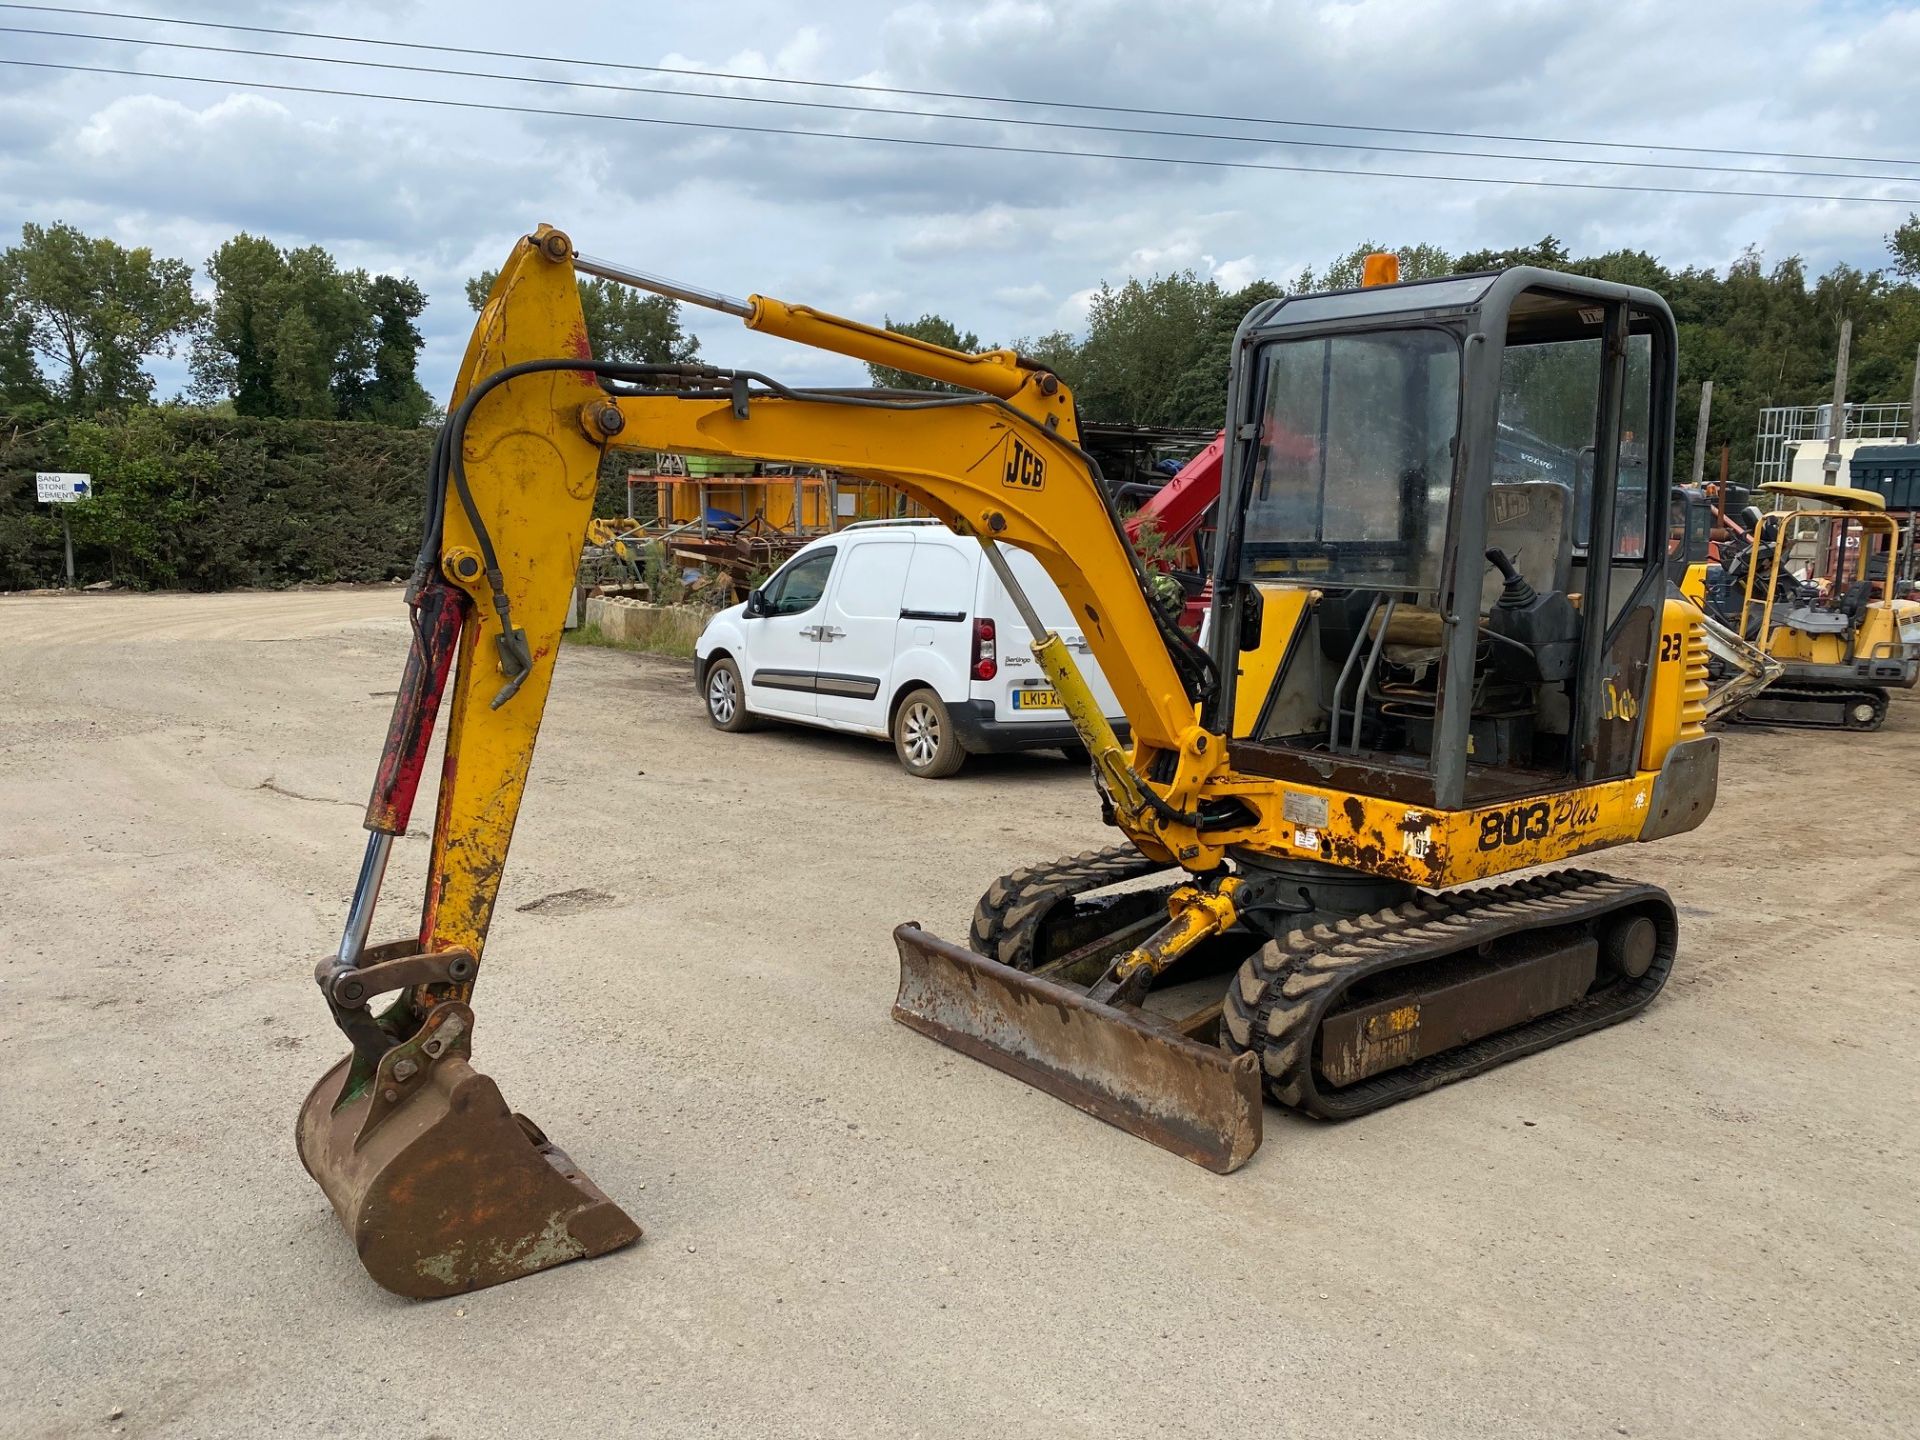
7,22,1916,186
8,57,1915,208
4,0,1914,170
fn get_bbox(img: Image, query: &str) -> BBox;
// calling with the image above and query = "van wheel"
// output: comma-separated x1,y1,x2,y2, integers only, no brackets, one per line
893,689,966,778
704,657,758,732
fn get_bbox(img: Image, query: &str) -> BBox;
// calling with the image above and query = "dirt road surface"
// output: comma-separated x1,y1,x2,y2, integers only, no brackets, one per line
2,589,1915,1439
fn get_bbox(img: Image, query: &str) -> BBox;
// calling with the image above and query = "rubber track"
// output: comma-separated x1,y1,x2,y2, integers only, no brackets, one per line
1732,683,1888,731
968,846,1176,970
1220,868,1676,1120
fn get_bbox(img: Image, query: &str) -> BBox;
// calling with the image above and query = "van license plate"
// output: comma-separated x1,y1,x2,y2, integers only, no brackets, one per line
1012,688,1061,710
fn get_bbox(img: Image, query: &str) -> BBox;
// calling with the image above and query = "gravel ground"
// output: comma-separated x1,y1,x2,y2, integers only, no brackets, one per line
1,588,1914,1439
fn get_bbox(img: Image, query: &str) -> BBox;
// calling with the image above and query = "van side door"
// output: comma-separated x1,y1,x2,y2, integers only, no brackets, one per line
741,546,837,718
814,539,915,732
895,539,977,693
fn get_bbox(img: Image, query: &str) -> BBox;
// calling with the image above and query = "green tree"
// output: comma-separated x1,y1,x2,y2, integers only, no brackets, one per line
197,236,433,423
864,312,985,391
1165,278,1285,427
337,275,433,425
195,235,366,418
0,221,201,410
580,278,699,365
1012,328,1085,390
1072,271,1224,425
464,271,698,365
1454,235,1572,273
1888,213,1920,281
0,266,50,412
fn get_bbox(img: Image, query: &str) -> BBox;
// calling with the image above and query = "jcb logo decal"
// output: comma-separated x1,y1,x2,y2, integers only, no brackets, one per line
1491,489,1533,524
1601,677,1639,722
1004,438,1046,490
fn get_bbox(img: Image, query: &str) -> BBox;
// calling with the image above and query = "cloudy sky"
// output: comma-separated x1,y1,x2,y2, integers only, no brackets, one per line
3,0,1918,399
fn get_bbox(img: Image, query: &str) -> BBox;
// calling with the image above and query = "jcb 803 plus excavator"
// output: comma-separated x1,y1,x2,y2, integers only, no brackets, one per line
299,225,1722,1298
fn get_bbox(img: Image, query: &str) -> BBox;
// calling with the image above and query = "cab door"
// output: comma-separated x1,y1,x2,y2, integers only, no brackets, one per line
814,539,914,731
741,546,836,718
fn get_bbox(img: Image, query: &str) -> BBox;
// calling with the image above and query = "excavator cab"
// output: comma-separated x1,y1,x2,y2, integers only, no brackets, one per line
910,268,1713,1169
1210,270,1676,809
1667,486,1715,604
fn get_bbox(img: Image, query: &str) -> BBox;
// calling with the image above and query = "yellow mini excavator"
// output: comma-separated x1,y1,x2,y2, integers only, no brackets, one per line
1726,482,1920,729
299,226,1722,1298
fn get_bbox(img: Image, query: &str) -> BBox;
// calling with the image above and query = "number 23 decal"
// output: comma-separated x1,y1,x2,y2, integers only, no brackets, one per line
1658,631,1683,662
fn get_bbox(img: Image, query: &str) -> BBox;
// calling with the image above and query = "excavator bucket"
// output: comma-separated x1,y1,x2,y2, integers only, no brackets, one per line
296,1001,639,1300
891,925,1263,1173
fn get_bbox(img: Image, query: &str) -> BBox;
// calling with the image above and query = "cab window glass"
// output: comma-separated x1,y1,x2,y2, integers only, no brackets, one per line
1496,329,1652,562
1240,327,1461,592
762,549,835,615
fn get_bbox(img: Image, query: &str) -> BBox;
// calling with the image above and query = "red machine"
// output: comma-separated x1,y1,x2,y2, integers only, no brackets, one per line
1122,431,1224,633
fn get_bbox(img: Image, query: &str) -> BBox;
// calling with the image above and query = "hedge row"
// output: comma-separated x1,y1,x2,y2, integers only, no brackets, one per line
0,409,436,591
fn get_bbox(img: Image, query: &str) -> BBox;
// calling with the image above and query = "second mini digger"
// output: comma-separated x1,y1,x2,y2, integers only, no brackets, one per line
299,227,1720,1298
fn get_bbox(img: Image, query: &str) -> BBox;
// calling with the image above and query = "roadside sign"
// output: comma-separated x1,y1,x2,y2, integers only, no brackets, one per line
36,472,92,503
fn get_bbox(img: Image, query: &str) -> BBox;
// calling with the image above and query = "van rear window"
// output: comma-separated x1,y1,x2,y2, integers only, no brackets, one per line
833,542,913,618
901,545,973,618
995,548,1076,629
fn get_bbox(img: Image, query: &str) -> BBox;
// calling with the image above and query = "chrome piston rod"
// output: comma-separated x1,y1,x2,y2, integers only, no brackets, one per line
335,831,394,969
572,252,751,318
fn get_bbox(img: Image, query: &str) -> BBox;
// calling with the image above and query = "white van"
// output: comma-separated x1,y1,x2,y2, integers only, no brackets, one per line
693,519,1127,777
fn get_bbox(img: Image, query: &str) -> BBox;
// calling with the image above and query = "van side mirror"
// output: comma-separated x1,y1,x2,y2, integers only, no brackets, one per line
743,588,767,618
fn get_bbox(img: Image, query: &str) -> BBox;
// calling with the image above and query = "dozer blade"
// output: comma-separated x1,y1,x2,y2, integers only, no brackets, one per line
296,1004,639,1299
892,924,1262,1174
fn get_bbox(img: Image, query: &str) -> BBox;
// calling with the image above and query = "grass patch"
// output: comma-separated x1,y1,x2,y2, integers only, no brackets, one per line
565,610,704,661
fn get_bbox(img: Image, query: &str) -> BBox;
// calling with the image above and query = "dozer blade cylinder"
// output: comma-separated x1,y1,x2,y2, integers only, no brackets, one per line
296,1005,639,1300
892,925,1262,1174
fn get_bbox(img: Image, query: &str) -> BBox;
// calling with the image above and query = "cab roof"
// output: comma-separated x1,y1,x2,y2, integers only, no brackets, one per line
1761,481,1886,512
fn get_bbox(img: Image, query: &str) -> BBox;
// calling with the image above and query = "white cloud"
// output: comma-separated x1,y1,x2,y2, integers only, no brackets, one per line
1213,255,1259,289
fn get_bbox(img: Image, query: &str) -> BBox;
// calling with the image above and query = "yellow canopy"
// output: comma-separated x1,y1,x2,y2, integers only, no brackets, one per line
1761,480,1886,511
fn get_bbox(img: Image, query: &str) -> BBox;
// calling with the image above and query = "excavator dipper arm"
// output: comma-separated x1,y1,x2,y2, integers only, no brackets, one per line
299,227,1237,1297
298,232,647,1300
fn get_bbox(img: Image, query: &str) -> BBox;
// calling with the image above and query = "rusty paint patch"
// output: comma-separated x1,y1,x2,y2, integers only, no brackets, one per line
297,1018,641,1299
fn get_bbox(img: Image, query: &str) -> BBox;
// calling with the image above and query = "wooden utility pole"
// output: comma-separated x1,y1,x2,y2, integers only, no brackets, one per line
1690,381,1713,487
1908,341,1918,444
1825,318,1852,482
